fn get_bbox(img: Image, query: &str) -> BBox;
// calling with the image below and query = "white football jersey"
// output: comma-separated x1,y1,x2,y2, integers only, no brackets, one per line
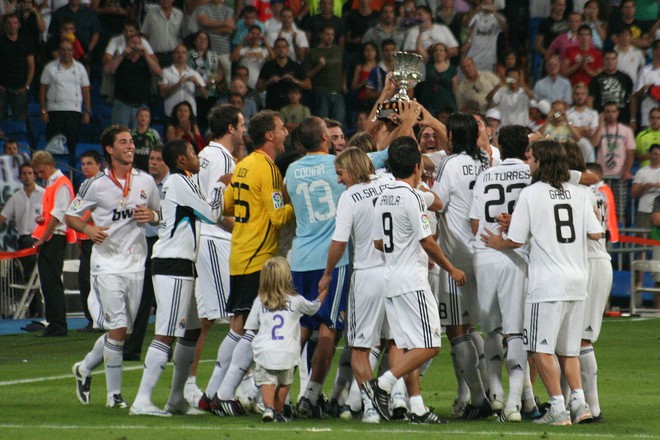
587,183,611,260
332,176,391,270
245,294,321,369
470,158,532,252
67,169,159,275
433,152,488,265
152,171,224,264
197,142,236,240
507,181,603,302
374,180,433,298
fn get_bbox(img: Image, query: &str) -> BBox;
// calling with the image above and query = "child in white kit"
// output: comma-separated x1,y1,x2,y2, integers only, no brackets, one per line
244,256,327,422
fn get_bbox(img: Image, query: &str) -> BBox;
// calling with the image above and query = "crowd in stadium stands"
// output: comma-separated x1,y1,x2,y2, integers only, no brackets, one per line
0,0,659,428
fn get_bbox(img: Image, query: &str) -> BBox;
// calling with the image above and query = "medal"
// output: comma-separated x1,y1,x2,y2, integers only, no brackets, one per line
108,167,132,207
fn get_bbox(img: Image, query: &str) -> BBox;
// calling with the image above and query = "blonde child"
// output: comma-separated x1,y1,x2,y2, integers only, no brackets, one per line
244,256,327,422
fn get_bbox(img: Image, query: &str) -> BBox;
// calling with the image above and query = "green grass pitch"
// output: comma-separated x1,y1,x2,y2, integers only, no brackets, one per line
0,317,658,440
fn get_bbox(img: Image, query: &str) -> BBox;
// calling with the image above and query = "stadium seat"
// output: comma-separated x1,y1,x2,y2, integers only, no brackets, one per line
75,142,103,158
0,121,29,143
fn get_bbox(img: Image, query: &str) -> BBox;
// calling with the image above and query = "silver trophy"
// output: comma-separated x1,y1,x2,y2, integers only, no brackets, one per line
376,51,424,121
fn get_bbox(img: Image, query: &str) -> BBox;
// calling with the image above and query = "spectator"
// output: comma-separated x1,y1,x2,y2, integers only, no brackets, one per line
364,38,396,101
614,26,646,90
567,83,600,162
101,19,158,99
267,7,309,64
362,3,403,52
39,39,91,165
582,0,607,50
343,0,379,62
76,149,102,332
397,0,418,33
48,0,100,56
280,85,311,132
545,11,582,60
435,0,465,45
635,107,660,166
189,30,227,132
231,25,275,90
196,0,235,89
0,14,35,123
132,107,162,171
418,42,458,115
231,5,265,47
561,25,602,87
232,65,263,109
534,0,568,65
630,144,660,229
539,100,581,143
534,55,572,106
0,163,44,316
527,99,551,133
257,37,311,111
263,0,284,38
455,56,499,112
403,5,459,59
609,0,651,50
31,150,75,337
591,101,635,181
589,50,634,125
45,18,86,61
16,0,46,48
496,49,527,88
631,40,660,129
91,0,131,44
490,68,534,127
350,42,379,110
159,44,207,118
165,100,205,152
140,0,184,68
463,0,507,73
303,0,344,48
306,24,345,128
104,34,162,128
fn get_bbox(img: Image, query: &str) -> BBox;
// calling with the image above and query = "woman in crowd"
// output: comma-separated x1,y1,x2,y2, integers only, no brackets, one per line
419,42,458,116
165,101,205,153
188,31,227,132
351,42,379,110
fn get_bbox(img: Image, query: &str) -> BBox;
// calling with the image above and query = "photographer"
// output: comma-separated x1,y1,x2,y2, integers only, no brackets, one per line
539,100,582,143
104,35,162,129
488,68,533,127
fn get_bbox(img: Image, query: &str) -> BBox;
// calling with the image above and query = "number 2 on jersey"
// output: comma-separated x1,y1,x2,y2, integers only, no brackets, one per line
483,183,527,222
271,314,284,340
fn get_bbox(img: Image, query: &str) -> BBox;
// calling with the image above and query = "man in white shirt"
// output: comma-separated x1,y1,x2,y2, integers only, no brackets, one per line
630,145,660,228
140,0,184,67
403,5,458,59
632,40,660,129
491,69,533,127
67,125,159,410
482,139,602,426
567,83,599,162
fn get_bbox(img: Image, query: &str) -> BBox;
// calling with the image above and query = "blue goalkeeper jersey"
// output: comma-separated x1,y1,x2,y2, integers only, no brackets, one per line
285,152,348,272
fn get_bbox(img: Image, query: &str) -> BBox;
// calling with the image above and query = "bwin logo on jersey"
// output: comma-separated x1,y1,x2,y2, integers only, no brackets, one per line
112,208,134,221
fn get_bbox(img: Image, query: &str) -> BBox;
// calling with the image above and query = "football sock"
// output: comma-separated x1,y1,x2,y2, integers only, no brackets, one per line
299,334,318,401
409,395,426,416
346,378,362,411
205,330,240,397
369,347,381,371
167,338,196,406
484,330,505,403
81,333,106,375
570,388,586,407
361,390,374,411
560,374,571,406
391,377,407,400
504,335,525,412
217,331,254,400
377,370,397,393
549,395,566,415
451,334,487,405
469,329,489,396
304,381,323,404
134,340,171,406
451,347,471,403
104,337,124,397
522,364,537,412
579,345,600,416
330,346,353,402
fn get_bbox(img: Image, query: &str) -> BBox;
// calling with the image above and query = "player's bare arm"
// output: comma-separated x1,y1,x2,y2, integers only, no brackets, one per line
420,235,466,286
480,227,523,250
65,214,109,245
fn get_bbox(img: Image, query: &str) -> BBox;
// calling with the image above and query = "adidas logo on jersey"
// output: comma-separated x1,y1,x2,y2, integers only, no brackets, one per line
586,326,593,332
112,208,134,221
540,339,548,345
511,364,524,371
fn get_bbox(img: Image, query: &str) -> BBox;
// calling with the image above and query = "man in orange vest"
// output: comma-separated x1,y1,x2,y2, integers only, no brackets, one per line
31,151,76,337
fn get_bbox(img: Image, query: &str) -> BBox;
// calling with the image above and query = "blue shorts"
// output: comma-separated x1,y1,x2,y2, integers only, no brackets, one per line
292,266,349,331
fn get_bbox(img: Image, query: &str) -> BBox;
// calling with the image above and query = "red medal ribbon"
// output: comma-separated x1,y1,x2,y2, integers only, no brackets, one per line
108,167,132,203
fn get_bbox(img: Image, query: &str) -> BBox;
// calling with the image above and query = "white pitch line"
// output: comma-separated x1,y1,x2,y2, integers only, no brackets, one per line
0,359,216,387
0,424,657,439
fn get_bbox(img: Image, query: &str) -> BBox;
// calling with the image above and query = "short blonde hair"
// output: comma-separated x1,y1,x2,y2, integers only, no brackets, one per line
31,150,55,168
258,256,298,311
347,131,376,153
